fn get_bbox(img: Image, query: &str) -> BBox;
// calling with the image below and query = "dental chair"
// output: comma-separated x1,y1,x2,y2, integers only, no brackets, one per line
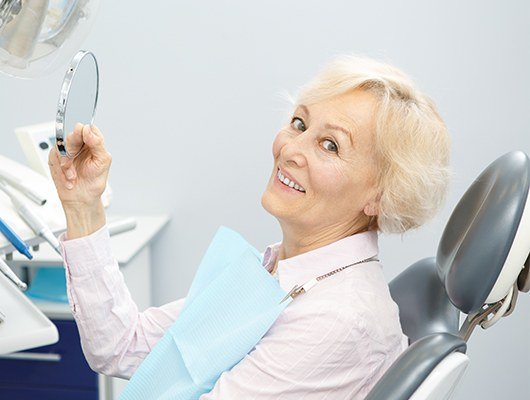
366,150,530,400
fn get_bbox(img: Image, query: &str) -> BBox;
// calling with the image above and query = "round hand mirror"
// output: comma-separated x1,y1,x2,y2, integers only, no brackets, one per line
56,50,99,158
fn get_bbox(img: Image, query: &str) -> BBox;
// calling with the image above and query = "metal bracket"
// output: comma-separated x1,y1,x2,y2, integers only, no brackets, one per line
459,283,519,341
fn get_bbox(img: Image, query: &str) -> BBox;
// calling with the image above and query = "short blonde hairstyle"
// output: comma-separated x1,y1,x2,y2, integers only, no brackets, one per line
294,55,451,234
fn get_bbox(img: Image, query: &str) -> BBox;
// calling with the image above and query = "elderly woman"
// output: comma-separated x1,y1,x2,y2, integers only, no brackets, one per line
48,55,450,399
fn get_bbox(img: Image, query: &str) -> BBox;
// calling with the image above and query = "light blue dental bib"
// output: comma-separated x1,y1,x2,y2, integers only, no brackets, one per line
120,226,291,400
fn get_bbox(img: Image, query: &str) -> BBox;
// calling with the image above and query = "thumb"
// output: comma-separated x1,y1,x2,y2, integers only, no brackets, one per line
81,124,107,159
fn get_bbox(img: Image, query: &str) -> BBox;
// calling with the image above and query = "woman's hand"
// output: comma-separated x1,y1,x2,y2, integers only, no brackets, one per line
48,123,111,239
48,123,112,210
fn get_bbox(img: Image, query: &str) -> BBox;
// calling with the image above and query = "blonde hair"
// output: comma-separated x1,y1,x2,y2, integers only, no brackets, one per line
294,55,451,234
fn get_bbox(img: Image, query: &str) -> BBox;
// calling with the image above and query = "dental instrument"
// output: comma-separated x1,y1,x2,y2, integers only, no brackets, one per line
0,168,47,206
0,180,61,256
0,256,27,291
108,217,137,236
0,217,33,259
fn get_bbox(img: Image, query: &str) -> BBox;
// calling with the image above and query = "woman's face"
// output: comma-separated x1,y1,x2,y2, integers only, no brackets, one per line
261,88,380,239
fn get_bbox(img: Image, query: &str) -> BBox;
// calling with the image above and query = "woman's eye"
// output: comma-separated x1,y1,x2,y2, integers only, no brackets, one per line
291,117,306,132
322,139,338,153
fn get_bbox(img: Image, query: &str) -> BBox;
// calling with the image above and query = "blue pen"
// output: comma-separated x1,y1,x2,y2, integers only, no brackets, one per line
0,217,33,260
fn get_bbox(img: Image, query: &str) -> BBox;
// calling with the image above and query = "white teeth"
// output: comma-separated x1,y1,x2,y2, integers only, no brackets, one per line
276,168,305,192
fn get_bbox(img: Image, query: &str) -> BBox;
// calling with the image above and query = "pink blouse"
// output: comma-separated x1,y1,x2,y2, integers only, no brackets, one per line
59,225,408,399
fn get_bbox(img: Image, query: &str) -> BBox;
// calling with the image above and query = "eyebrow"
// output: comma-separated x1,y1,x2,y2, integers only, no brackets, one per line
299,104,310,115
298,104,355,147
324,123,354,147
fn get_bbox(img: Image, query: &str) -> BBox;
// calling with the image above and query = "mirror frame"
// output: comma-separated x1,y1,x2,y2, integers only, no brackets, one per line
55,50,99,158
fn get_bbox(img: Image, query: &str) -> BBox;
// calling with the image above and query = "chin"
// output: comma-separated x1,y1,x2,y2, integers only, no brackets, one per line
261,189,286,219
261,189,275,216
262,195,298,228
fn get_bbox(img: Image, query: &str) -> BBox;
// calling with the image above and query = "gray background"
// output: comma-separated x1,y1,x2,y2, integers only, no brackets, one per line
1,0,529,398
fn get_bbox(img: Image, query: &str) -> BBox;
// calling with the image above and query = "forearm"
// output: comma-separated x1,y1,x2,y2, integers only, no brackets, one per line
68,258,141,378
63,200,106,240
70,268,187,379
61,224,147,378
60,218,188,379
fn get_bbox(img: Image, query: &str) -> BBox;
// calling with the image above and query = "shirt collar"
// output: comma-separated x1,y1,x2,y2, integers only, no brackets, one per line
262,230,379,293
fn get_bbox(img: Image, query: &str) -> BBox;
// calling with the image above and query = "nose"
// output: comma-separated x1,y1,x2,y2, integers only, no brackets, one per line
279,131,309,169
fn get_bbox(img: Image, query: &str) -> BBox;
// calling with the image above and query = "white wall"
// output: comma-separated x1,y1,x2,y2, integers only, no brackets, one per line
1,1,529,398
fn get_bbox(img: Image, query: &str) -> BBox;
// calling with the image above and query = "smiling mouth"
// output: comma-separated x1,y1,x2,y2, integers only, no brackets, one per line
276,168,306,192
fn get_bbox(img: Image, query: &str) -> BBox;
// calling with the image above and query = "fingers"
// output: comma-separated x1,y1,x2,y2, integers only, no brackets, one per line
89,124,102,138
48,146,74,190
58,123,82,169
57,143,76,181
49,123,110,192
81,124,108,160
64,123,84,161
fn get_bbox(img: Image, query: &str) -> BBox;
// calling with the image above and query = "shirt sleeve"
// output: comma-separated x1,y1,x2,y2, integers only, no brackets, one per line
59,224,186,379
199,302,387,400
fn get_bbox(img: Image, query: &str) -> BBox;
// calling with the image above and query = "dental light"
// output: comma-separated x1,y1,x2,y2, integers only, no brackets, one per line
0,0,100,78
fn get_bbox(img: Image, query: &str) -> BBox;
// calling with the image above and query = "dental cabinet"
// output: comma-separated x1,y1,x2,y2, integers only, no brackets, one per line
0,215,169,400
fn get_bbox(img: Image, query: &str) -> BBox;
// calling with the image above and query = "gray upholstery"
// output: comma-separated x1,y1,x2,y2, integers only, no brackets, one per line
365,333,466,400
389,257,460,344
365,151,530,399
437,151,530,313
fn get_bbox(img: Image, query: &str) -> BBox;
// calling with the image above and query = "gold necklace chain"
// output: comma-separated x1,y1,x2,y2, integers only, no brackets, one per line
279,255,380,304
315,255,380,281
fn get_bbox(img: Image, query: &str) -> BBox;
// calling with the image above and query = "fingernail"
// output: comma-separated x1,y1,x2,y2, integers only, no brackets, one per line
66,181,73,189
66,168,75,179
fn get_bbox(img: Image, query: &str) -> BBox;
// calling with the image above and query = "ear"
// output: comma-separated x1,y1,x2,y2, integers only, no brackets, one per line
363,193,381,216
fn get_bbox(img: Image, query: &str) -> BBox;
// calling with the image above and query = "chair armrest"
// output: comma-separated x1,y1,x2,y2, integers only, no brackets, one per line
365,332,466,400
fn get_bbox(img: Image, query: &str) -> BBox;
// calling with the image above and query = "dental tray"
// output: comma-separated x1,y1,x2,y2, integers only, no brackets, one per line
0,271,58,354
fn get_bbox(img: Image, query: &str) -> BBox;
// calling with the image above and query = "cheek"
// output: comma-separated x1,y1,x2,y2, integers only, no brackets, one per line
272,132,287,159
312,164,347,195
314,164,370,207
